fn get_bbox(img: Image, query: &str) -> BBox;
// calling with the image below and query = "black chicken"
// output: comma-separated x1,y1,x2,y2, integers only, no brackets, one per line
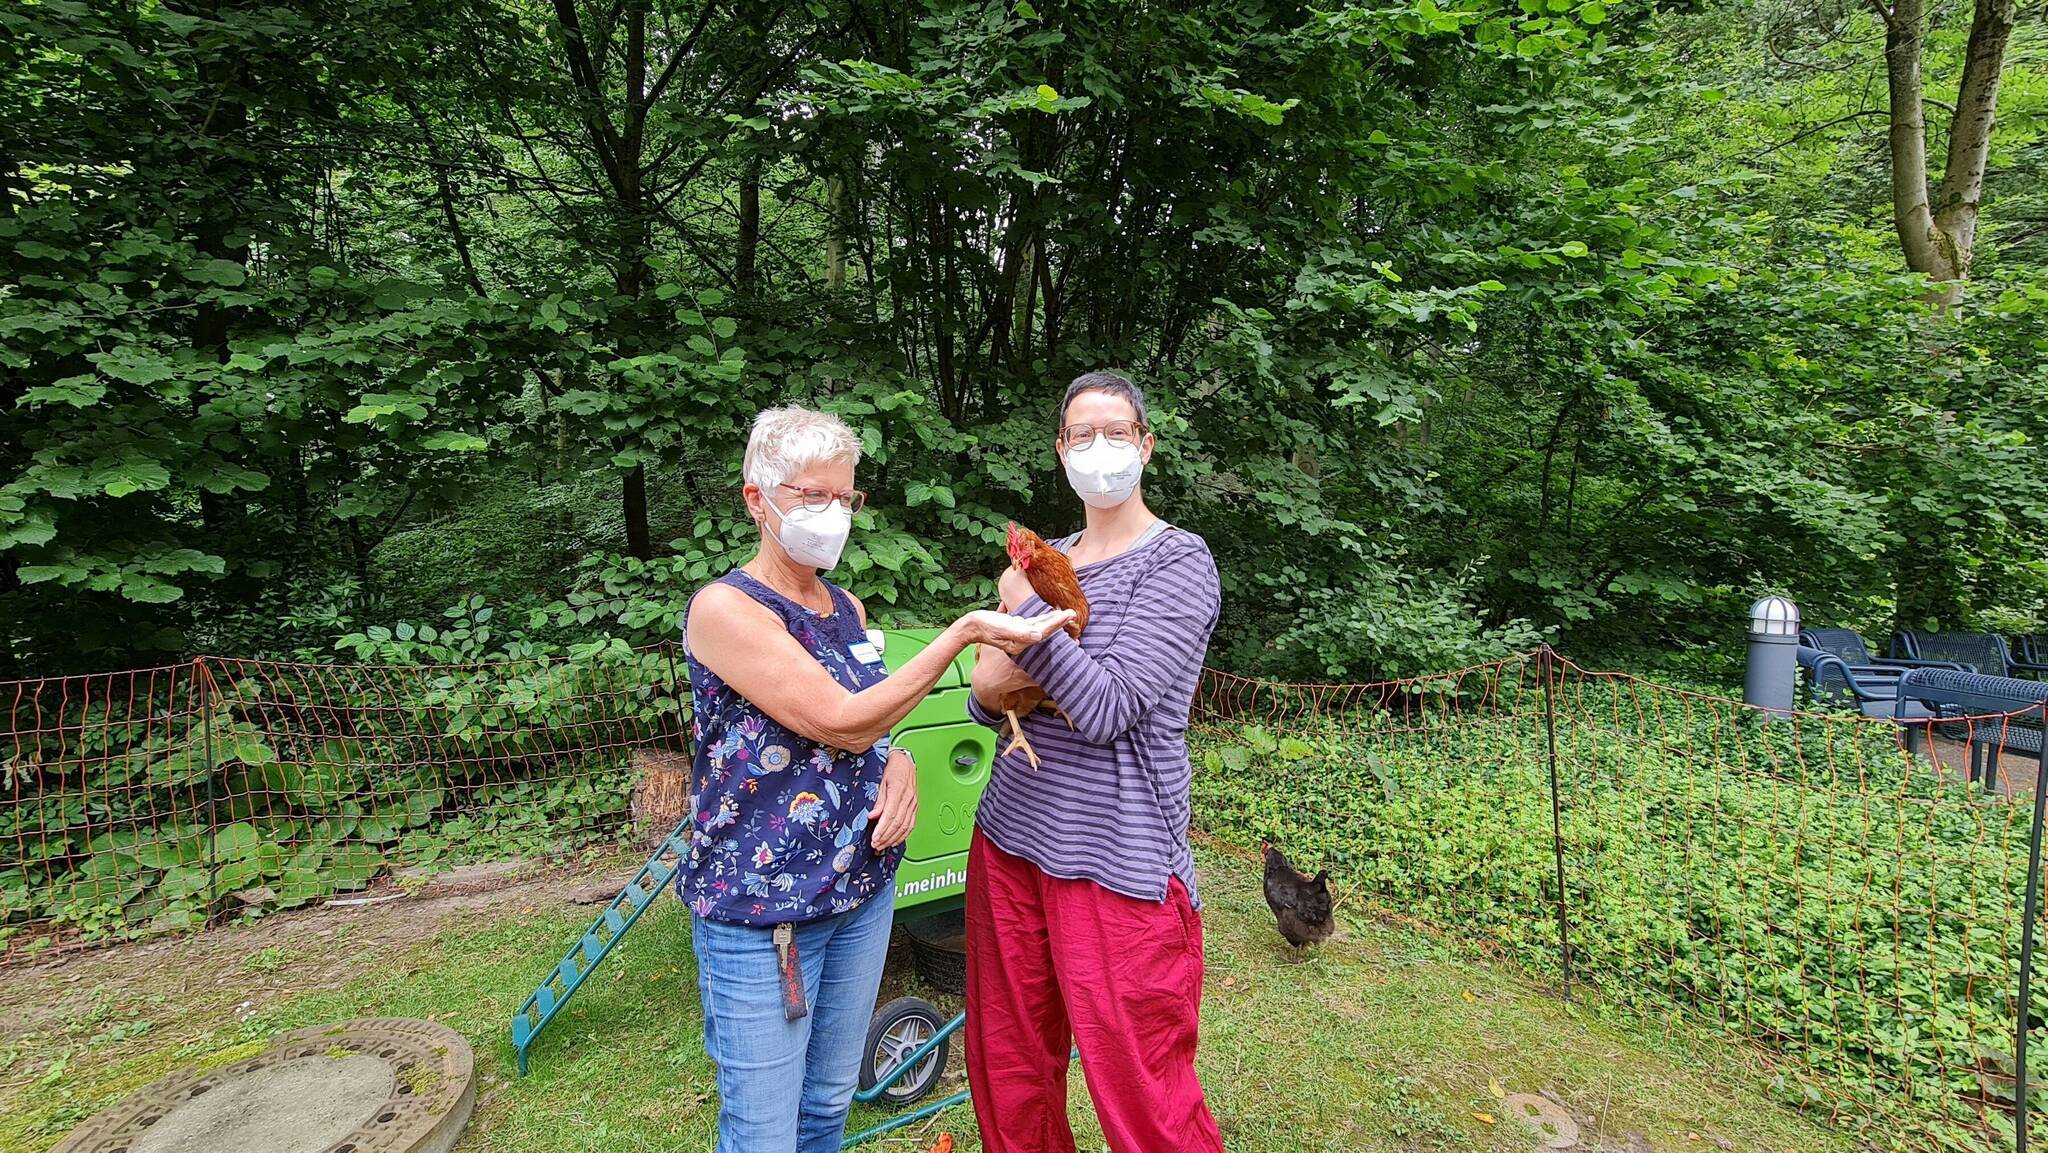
1262,844,1335,951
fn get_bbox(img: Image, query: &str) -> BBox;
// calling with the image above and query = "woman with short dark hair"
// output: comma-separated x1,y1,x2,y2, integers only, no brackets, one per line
966,372,1227,1152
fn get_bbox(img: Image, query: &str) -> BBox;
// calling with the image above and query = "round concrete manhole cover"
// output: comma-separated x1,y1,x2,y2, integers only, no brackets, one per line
1501,1093,1580,1149
53,1019,475,1153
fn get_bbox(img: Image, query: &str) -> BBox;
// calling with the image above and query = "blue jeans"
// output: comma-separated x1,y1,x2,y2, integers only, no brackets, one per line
693,889,896,1153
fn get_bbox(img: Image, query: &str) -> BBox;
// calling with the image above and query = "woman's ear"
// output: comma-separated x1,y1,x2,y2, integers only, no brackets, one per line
742,483,767,525
1140,431,1156,466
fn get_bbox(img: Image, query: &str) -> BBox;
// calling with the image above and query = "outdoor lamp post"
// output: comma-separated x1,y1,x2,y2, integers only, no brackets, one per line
1744,595,1800,717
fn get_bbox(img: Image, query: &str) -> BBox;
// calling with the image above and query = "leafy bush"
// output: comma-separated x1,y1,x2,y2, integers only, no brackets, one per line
1256,560,1543,679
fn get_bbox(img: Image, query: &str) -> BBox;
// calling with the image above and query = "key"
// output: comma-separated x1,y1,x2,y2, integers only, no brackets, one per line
774,923,808,1021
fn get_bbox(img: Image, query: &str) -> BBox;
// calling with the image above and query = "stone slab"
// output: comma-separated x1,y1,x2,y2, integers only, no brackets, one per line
130,1054,392,1153
53,1019,475,1153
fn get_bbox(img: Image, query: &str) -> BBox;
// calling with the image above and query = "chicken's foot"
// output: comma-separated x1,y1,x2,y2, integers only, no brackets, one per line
1003,709,1042,770
1037,699,1074,731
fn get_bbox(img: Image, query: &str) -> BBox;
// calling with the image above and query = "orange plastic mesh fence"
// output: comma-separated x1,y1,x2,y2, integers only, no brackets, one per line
7,646,2046,1148
2,645,684,961
1190,650,2047,1153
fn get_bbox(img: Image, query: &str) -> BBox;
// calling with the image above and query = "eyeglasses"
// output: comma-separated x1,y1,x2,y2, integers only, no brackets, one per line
1058,420,1147,449
777,483,867,514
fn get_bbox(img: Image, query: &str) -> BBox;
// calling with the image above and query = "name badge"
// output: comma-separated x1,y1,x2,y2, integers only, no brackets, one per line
848,641,883,666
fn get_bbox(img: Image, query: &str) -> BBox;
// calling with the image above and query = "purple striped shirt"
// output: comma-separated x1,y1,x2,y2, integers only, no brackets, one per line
969,526,1221,906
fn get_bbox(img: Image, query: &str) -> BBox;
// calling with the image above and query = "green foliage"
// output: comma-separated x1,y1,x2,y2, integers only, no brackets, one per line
1193,691,2042,1150
1,0,2043,679
1251,559,1542,679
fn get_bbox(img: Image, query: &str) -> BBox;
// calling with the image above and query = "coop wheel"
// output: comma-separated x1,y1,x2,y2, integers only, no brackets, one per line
859,997,948,1106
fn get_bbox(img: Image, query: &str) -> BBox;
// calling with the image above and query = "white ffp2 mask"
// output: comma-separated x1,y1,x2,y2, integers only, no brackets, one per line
1063,439,1143,509
765,499,853,571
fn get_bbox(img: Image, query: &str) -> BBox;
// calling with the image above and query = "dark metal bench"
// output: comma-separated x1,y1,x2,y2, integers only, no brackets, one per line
2018,634,2048,667
1892,629,2048,679
1803,626,1959,672
1795,628,1964,717
1893,667,2048,792
1797,646,1911,717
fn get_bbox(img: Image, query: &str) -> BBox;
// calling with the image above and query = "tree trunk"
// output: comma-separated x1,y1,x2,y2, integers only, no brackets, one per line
349,517,371,588
1932,0,2018,272
185,1,251,544
824,173,846,291
1876,0,2016,299
623,464,653,558
928,194,958,420
985,192,1031,372
738,154,761,296
1015,234,1038,372
1038,242,1061,365
1882,0,1952,280
288,443,311,556
406,96,485,295
613,1,656,557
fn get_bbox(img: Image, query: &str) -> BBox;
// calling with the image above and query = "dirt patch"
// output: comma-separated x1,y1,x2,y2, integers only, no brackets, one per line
0,854,639,1049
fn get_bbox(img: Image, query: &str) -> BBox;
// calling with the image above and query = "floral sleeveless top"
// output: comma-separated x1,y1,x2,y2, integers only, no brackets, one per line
677,569,900,926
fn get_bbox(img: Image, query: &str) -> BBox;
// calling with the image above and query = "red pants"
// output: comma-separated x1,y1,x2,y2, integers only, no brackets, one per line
964,830,1224,1152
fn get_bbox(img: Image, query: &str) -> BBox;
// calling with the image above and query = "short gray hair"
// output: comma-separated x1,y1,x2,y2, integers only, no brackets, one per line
1061,370,1148,429
743,406,862,492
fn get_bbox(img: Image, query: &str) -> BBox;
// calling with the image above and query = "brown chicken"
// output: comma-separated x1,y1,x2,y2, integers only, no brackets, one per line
989,522,1089,768
1262,843,1335,953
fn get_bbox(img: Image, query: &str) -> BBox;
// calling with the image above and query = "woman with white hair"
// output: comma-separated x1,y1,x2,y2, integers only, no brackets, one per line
681,404,1072,1153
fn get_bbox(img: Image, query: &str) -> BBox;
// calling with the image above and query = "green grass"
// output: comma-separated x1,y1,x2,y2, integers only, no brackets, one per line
0,849,1852,1153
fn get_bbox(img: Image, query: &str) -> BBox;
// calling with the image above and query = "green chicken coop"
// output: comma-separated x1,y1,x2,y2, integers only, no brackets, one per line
509,627,991,1124
867,627,994,915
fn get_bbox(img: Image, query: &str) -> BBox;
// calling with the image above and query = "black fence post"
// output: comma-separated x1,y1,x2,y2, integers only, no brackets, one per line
2015,702,2048,1153
1541,644,1573,1003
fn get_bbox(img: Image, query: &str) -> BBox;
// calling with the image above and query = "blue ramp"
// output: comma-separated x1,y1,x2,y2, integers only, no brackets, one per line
511,821,691,1075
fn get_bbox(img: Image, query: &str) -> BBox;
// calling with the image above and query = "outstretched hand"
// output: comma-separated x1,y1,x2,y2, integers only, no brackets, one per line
962,608,1074,655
